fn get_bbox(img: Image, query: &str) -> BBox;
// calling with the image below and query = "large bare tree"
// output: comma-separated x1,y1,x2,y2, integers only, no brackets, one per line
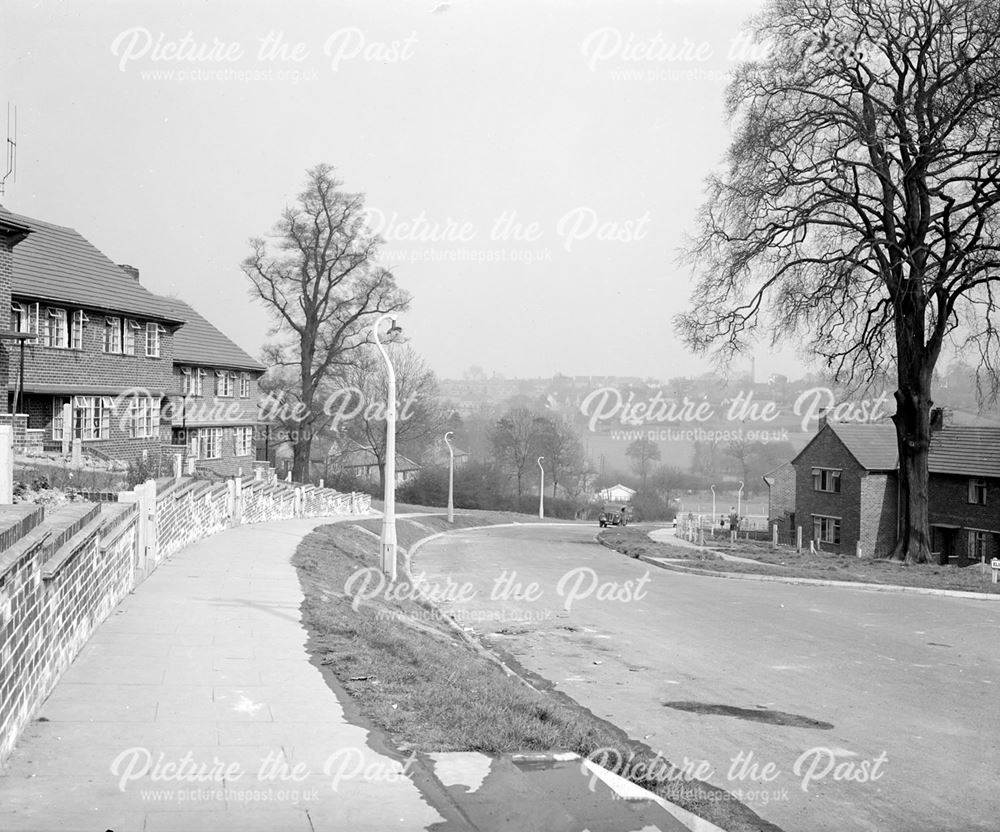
679,0,1000,563
244,164,409,481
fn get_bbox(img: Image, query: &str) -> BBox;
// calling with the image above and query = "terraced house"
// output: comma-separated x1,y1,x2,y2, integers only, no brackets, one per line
0,205,263,474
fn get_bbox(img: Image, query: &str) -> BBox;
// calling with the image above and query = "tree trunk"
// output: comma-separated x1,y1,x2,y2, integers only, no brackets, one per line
292,434,312,483
890,361,934,564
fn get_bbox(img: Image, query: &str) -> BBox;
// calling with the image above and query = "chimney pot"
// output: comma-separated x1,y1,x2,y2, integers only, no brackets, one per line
119,264,140,281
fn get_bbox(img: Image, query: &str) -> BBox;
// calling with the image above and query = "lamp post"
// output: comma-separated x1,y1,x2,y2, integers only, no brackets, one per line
373,313,402,581
537,456,545,518
737,481,744,526
444,430,455,524
710,484,716,536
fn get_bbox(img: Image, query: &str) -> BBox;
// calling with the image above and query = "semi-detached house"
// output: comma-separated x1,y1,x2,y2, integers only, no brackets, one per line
0,205,264,476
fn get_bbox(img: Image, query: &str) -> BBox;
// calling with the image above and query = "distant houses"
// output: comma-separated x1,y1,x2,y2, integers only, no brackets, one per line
767,410,1000,563
596,483,636,503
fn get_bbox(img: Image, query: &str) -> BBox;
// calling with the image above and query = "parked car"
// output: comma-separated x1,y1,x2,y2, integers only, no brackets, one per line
598,505,630,528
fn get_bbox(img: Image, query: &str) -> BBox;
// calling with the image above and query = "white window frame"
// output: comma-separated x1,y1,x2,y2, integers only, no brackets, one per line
216,370,234,398
123,319,140,355
51,396,70,441
44,308,69,348
127,396,161,440
969,478,988,506
103,317,122,354
812,515,841,546
239,372,252,398
146,322,164,358
812,467,842,493
199,427,222,460
234,426,253,457
71,310,88,350
11,302,30,334
72,395,112,441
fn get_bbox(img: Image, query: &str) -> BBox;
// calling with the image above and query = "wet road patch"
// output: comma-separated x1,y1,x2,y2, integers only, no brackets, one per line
663,701,834,729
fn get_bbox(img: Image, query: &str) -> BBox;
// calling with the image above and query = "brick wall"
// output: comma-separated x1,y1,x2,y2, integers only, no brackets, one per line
794,426,865,553
928,473,1000,564
0,474,370,765
0,239,13,414
859,472,899,558
766,462,796,526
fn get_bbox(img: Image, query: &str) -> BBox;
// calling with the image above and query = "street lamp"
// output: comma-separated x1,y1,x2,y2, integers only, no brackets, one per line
537,456,545,519
737,480,744,525
444,430,455,524
710,484,716,537
373,313,402,581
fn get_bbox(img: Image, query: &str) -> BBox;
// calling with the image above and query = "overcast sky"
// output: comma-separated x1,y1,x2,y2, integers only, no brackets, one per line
2,0,809,382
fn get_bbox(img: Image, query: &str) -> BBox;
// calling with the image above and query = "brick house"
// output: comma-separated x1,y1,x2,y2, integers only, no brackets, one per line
791,415,1000,563
156,297,265,478
0,206,263,471
762,461,795,525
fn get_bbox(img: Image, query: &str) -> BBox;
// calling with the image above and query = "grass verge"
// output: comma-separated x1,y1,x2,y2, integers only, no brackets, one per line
293,513,781,832
599,524,721,561
619,526,1000,595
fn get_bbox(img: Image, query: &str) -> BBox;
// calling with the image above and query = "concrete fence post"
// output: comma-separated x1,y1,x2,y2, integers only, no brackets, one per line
71,437,82,467
186,457,196,476
319,478,324,489
173,453,182,481
285,471,292,483
796,526,803,551
144,479,159,568
233,476,243,525
856,541,863,558
772,524,779,548
61,403,71,456
0,424,12,505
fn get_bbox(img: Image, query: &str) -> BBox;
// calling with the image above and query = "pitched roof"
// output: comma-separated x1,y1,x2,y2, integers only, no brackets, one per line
0,206,184,323
329,439,421,472
827,423,899,470
155,296,264,371
803,422,1000,479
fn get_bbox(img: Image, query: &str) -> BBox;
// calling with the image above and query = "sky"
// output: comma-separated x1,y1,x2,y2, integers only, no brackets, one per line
0,0,808,383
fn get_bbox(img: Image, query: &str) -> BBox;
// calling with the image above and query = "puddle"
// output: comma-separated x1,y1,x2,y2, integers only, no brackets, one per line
927,642,953,648
663,701,834,729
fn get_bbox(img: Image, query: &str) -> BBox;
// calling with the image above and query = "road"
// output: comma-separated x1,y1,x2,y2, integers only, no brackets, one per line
413,523,1000,832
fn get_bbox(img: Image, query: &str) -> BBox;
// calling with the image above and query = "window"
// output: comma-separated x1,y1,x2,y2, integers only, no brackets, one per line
969,530,991,562
51,397,70,441
103,317,122,354
813,515,841,546
239,372,252,398
216,370,234,397
234,426,253,457
812,467,842,493
123,319,141,355
181,367,205,396
969,479,987,506
71,396,112,440
199,427,222,459
71,310,88,350
146,323,164,358
44,308,68,348
11,302,39,335
126,396,160,439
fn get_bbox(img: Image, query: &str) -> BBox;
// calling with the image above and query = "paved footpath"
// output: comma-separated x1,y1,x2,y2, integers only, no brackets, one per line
0,517,453,832
0,517,693,832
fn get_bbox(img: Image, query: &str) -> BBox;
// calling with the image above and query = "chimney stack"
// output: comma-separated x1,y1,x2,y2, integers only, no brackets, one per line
119,264,140,281
817,407,828,433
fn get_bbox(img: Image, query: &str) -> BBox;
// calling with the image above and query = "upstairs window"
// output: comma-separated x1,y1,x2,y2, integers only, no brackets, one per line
969,479,987,506
181,367,206,396
103,317,122,354
146,323,164,358
71,310,88,350
812,468,842,493
216,370,234,397
123,319,140,355
239,372,252,398
11,302,39,335
44,308,68,348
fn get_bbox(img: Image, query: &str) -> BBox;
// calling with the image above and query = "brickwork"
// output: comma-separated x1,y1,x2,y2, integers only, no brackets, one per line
765,462,796,526
794,426,865,553
0,473,369,765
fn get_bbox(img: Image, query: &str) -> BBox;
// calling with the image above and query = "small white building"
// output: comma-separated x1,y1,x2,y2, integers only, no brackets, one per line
596,483,636,503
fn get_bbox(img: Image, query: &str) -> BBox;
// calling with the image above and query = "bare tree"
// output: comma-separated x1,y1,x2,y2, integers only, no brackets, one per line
678,0,1000,562
337,345,445,490
491,407,546,497
536,415,584,497
626,437,661,486
243,164,409,481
